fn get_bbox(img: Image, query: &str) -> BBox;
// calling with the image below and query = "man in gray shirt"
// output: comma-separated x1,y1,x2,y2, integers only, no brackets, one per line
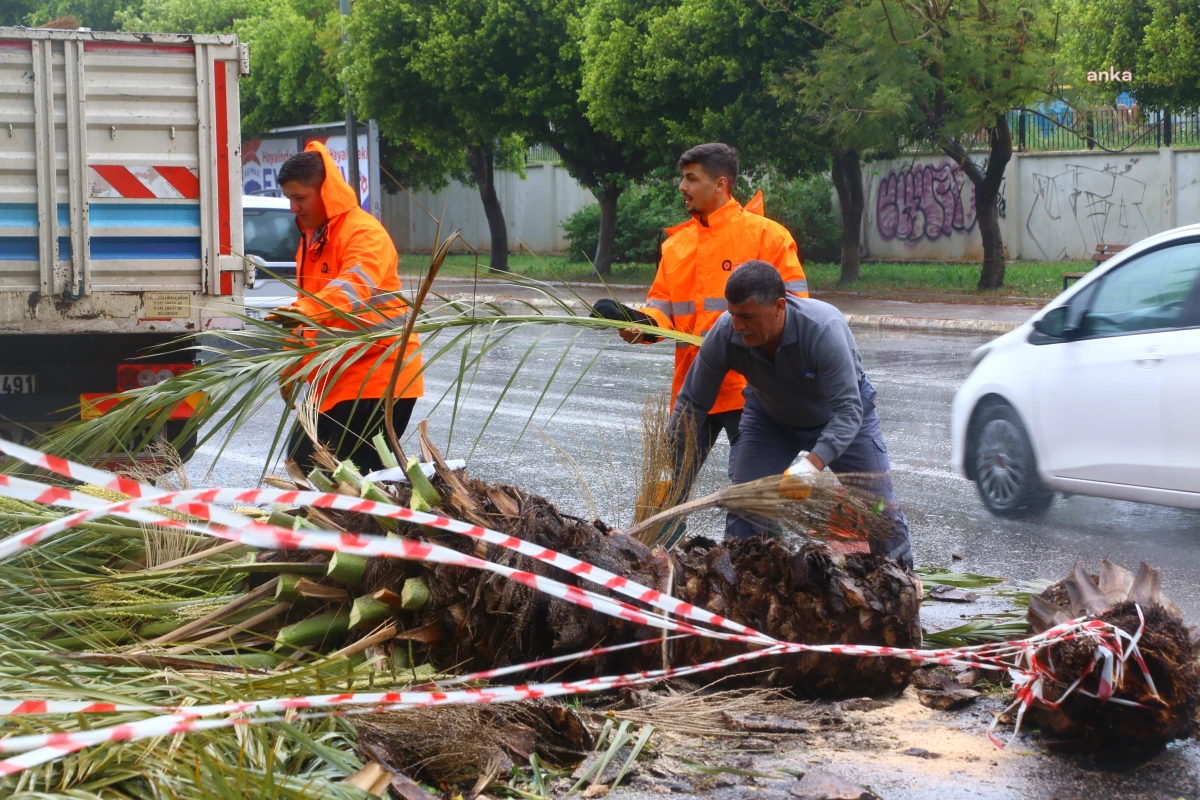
671,261,912,568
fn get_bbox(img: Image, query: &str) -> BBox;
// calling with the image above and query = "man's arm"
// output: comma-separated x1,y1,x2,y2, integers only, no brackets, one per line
294,229,398,325
626,255,676,344
669,315,734,442
761,226,810,299
808,321,864,467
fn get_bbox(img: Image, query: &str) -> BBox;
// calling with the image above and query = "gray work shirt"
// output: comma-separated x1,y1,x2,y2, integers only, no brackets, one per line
672,295,867,466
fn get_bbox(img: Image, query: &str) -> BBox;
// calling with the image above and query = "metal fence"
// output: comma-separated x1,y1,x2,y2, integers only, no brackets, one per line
523,107,1200,163
525,142,561,163
975,107,1200,152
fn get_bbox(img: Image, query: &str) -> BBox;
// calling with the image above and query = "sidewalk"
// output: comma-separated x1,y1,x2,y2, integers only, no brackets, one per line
429,276,1035,335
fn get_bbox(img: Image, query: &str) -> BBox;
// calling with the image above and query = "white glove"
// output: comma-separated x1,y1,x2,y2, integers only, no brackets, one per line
785,451,821,477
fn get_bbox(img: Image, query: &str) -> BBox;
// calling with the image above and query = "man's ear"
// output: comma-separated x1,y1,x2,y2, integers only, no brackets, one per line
775,296,787,312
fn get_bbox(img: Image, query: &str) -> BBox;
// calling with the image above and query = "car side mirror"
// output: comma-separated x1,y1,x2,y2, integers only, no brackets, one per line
1033,307,1069,339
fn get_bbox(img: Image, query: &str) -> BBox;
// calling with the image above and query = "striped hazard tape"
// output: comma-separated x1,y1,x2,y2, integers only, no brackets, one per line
0,439,1161,777
88,165,200,200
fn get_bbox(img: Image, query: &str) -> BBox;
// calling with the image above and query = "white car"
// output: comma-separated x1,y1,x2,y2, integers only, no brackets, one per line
951,225,1200,517
243,194,301,284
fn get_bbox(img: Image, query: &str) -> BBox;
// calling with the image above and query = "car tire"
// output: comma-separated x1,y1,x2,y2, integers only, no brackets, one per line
971,403,1054,518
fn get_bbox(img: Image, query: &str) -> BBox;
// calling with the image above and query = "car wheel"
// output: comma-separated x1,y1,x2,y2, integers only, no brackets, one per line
972,404,1054,518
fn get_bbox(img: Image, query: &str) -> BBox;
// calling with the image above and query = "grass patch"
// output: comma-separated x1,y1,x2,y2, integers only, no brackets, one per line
399,253,657,285
803,259,1094,299
401,253,1093,299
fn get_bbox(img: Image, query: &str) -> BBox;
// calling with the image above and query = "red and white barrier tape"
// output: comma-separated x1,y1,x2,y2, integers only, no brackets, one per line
0,440,1159,775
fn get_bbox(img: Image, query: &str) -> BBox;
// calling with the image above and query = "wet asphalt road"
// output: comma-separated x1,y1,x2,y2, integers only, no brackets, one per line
193,322,1200,618
189,322,1200,798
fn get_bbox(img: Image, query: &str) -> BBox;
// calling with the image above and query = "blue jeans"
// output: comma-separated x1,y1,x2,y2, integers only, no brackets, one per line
726,383,913,569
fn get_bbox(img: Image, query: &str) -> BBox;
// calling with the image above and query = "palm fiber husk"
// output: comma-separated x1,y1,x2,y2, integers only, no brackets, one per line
356,473,920,698
1026,560,1200,758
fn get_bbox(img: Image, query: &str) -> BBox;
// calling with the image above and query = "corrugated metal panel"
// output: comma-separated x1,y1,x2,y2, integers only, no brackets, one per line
0,29,245,331
0,40,38,291
84,40,201,291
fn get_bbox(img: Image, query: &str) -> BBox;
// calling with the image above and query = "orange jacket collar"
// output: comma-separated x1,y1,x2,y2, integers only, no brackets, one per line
304,140,359,229
664,191,764,237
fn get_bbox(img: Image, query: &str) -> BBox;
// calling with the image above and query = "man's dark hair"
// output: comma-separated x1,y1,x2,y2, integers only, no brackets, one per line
677,143,738,185
277,151,325,188
725,261,785,306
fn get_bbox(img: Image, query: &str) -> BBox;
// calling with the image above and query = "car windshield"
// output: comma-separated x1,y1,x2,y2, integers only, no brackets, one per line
244,208,300,263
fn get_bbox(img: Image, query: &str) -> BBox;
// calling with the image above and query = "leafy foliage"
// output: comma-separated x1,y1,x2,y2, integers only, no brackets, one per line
1057,0,1200,111
579,0,831,176
562,171,841,265
2,0,132,29
561,174,682,264
234,1,345,136
116,0,269,33
747,173,839,264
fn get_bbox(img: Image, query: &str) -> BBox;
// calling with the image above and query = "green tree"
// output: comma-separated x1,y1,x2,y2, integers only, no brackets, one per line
117,0,270,33
347,0,543,272
765,0,909,282
806,0,1055,289
579,0,830,174
3,0,136,29
578,0,832,274
1059,0,1200,112
511,0,671,274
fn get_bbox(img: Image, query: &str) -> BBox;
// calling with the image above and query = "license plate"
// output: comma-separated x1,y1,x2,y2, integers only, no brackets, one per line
0,374,35,394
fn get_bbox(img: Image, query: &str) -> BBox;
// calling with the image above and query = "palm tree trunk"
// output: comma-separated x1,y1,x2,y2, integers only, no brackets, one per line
466,144,510,274
359,477,922,697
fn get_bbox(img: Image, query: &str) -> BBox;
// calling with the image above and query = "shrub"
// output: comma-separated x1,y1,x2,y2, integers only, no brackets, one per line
562,177,681,264
561,171,841,265
743,174,841,264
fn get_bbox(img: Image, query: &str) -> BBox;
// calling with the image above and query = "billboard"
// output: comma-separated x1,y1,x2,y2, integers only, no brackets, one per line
242,121,382,220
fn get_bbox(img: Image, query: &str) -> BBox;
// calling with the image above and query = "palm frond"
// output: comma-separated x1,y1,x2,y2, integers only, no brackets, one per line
33,250,695,473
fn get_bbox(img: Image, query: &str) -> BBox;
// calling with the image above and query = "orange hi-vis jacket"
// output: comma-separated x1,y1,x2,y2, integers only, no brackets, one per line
642,193,808,416
292,141,423,412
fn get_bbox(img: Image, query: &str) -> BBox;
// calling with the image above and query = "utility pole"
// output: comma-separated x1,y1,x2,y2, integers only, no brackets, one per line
340,0,360,205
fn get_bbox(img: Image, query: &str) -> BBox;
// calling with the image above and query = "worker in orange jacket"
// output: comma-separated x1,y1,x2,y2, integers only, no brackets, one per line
266,142,423,472
599,143,808,501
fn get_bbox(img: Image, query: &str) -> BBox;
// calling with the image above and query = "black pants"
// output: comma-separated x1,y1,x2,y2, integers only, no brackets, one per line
287,398,417,474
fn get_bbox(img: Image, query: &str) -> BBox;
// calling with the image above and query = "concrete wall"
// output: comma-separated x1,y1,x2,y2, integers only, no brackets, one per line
381,147,1200,260
380,162,597,255
857,148,1200,262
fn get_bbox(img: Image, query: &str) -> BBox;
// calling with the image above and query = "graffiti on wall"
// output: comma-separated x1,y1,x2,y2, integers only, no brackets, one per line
875,160,1007,242
1024,163,1149,260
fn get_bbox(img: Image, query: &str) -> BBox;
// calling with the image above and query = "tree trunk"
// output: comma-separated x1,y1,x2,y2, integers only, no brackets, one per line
466,144,510,274
830,149,864,284
947,122,1012,290
592,183,621,277
358,476,922,698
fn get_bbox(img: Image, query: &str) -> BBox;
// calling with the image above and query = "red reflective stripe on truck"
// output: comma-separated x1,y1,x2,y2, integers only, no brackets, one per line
91,166,156,199
155,167,201,199
214,62,231,261
220,272,233,295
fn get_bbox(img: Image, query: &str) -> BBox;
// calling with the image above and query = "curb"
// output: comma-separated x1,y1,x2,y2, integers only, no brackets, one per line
439,294,1022,336
841,314,1020,334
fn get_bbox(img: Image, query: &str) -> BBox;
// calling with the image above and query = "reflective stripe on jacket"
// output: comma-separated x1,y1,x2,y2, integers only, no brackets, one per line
293,141,423,412
642,192,808,415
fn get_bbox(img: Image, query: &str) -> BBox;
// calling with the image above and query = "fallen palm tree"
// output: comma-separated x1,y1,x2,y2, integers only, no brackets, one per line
2,438,1198,797
1023,560,1200,757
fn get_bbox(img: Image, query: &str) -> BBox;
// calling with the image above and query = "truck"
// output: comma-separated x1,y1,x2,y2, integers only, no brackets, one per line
0,27,250,456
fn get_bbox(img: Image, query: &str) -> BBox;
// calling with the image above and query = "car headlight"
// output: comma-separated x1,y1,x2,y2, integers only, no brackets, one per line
968,344,992,371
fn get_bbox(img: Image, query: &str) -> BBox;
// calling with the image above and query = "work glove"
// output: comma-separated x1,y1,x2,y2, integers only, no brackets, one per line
785,451,821,477
590,299,660,343
779,451,820,501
